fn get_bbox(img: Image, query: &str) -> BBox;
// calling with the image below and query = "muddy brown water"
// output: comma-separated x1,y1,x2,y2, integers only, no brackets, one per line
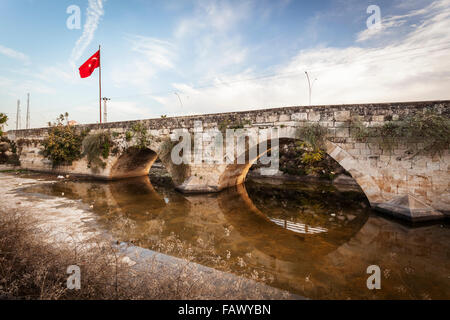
18,172,450,299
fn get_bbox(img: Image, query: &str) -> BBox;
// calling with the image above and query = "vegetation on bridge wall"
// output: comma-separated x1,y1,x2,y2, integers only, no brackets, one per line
218,118,252,132
278,141,346,179
126,123,153,150
0,136,20,166
0,113,20,166
294,111,449,160
275,111,450,179
291,124,330,176
33,108,450,174
41,114,88,167
41,115,155,170
82,132,113,171
349,110,450,156
0,113,7,136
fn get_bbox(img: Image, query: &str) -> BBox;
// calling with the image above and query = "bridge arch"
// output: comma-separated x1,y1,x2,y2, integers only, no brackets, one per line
109,144,191,187
217,133,384,205
110,147,159,179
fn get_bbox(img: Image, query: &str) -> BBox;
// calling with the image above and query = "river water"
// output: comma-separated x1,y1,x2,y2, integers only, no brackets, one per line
21,172,449,299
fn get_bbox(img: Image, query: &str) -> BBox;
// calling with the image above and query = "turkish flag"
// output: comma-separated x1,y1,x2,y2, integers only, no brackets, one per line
78,50,100,78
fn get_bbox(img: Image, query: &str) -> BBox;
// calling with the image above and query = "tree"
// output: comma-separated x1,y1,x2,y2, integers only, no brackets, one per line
0,113,7,136
41,113,87,166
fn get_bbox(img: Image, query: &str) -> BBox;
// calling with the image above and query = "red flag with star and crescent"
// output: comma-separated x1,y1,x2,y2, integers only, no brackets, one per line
78,50,100,78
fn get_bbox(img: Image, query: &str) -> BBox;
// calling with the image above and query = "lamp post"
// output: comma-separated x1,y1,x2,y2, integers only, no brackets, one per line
304,71,317,106
174,92,183,108
102,97,110,123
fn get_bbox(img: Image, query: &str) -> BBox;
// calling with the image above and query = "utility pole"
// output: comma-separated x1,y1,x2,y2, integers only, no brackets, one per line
26,93,30,129
304,71,317,106
99,45,102,124
16,100,21,130
102,97,110,123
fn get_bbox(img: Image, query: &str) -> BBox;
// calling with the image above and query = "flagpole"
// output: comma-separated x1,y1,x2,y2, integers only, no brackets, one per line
99,45,102,124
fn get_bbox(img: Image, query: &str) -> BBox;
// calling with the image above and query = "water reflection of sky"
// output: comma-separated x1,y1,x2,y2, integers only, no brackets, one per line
269,218,327,234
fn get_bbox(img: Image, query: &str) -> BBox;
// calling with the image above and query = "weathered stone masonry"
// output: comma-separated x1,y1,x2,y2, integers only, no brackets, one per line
6,101,450,221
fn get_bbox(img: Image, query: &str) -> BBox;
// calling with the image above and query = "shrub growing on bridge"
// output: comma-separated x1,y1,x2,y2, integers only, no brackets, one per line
82,132,113,171
129,122,152,149
295,124,328,174
0,136,20,166
350,110,450,156
41,114,87,166
0,113,7,136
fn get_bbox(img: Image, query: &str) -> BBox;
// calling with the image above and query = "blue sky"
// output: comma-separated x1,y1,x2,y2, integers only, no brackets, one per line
1,0,449,130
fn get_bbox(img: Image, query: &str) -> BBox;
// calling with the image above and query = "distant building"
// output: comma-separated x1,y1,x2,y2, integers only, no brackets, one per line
68,120,78,126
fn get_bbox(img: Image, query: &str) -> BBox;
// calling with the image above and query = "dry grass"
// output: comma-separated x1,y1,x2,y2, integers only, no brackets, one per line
0,208,290,300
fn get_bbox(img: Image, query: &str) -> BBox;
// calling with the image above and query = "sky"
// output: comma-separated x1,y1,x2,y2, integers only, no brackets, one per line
0,0,449,130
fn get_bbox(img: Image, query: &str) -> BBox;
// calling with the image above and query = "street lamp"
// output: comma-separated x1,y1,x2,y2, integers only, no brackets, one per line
304,71,317,106
102,97,111,123
174,92,183,108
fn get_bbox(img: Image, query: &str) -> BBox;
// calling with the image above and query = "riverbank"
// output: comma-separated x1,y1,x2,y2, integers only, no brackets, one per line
0,171,299,300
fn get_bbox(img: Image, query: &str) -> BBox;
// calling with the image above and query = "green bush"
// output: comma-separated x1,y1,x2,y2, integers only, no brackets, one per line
130,123,151,149
41,114,87,166
0,113,7,136
6,154,20,166
0,137,20,166
295,124,328,174
218,119,252,132
125,131,132,142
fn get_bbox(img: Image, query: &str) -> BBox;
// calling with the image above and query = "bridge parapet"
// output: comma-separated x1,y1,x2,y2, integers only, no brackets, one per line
9,101,449,137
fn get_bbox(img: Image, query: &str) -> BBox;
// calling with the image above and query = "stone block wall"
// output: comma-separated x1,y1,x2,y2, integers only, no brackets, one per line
6,100,450,216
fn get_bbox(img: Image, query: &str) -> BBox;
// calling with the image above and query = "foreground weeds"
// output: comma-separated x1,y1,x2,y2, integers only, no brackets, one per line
0,209,290,300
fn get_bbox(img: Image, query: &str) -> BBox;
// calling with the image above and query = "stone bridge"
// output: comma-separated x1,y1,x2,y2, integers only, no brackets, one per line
6,100,450,221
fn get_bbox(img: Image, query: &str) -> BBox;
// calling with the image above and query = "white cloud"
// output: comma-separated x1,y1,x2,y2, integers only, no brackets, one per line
173,0,252,82
174,0,253,38
33,66,76,83
128,35,176,69
25,0,447,124
152,0,450,116
111,0,252,101
356,0,449,42
0,45,30,64
111,35,176,89
0,75,56,98
69,0,106,66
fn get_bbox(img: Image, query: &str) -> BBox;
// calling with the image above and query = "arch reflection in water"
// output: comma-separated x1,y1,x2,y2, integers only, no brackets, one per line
21,175,450,299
